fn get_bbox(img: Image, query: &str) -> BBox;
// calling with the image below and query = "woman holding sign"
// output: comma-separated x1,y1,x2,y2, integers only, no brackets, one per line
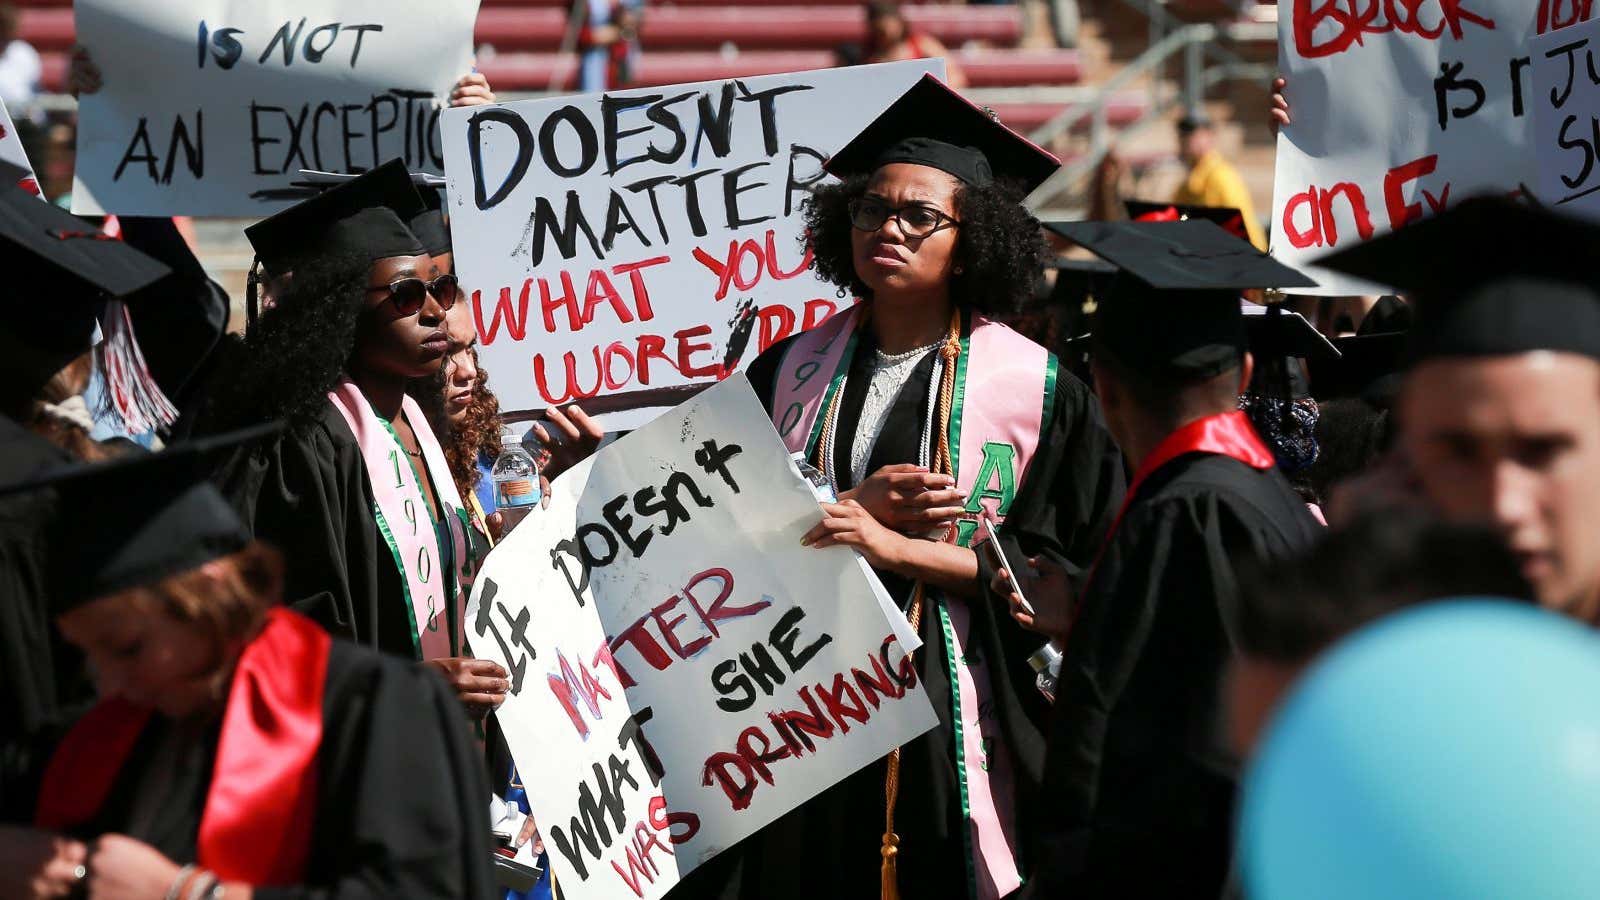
0,431,492,900
188,161,514,719
733,75,1126,900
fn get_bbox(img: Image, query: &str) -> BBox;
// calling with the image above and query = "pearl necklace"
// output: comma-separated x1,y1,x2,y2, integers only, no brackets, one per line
872,341,941,366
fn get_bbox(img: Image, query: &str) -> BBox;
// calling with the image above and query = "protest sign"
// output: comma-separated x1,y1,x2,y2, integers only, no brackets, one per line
466,376,938,900
71,0,478,216
0,99,39,196
1272,0,1596,294
439,60,938,421
1532,17,1600,217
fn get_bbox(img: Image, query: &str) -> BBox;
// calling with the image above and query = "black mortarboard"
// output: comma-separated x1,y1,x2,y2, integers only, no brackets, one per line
1308,331,1409,404
1315,196,1600,362
1126,199,1251,243
0,423,277,612
1046,219,1315,377
1048,258,1116,309
1244,306,1338,401
0,160,169,349
1245,307,1339,362
0,162,174,423
293,168,452,257
409,186,452,258
825,74,1060,191
245,159,427,276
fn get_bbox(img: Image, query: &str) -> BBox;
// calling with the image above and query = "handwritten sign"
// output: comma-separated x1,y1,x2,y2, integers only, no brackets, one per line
1532,17,1600,216
1272,0,1595,293
466,376,937,900
439,60,938,419
0,98,40,197
71,0,478,216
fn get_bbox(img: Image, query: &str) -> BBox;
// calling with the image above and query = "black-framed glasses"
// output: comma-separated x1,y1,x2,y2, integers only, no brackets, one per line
367,273,459,315
848,197,960,238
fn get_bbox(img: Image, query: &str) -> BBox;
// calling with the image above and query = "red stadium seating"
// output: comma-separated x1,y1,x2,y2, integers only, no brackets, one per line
478,48,1082,91
27,1,1112,141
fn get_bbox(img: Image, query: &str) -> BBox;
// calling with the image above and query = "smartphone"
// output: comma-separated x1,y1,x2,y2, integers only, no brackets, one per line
981,516,1036,617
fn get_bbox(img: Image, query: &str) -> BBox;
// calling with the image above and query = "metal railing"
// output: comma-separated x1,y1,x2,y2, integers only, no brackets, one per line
1024,3,1275,215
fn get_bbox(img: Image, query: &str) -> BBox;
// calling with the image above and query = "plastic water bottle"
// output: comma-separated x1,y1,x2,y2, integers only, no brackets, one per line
793,452,836,503
1029,641,1064,703
493,429,541,531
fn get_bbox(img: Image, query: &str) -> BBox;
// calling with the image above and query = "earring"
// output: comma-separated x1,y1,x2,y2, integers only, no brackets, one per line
953,266,965,275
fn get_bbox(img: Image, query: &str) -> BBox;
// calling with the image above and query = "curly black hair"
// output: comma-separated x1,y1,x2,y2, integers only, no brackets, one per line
801,173,1049,315
195,250,368,433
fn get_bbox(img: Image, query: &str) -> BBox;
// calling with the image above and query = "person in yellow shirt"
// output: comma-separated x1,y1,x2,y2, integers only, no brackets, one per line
1175,113,1267,250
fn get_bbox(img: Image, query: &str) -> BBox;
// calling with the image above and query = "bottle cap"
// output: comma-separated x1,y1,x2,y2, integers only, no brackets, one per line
1028,641,1063,676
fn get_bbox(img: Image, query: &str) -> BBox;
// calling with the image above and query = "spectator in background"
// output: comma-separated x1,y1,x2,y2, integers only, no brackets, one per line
574,0,642,92
864,0,967,88
1174,112,1266,250
0,4,39,115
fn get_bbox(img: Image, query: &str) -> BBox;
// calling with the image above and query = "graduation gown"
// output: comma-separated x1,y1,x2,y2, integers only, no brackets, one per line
210,403,420,655
0,417,89,822
1025,419,1319,899
678,314,1124,900
0,417,73,743
41,633,494,898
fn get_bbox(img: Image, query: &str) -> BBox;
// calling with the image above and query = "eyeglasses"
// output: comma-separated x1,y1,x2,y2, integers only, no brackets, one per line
367,273,460,315
848,197,960,238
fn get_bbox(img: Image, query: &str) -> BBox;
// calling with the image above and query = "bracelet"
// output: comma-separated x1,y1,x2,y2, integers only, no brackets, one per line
186,871,219,900
164,864,197,900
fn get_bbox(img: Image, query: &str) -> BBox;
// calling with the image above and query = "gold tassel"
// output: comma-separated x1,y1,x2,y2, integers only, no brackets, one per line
880,306,963,900
881,586,924,900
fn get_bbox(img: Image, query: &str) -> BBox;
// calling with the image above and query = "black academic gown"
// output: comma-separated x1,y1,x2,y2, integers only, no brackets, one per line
1024,453,1319,900
62,639,493,899
211,404,418,657
0,418,89,822
675,314,1124,900
0,417,73,744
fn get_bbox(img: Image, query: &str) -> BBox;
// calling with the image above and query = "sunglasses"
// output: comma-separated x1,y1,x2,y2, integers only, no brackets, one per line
367,273,460,315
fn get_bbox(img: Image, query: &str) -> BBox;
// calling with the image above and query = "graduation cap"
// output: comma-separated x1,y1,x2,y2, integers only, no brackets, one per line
293,168,452,257
1045,219,1315,377
245,159,427,279
1241,305,1339,403
1315,196,1600,362
1244,307,1339,362
0,162,176,430
1048,257,1116,309
825,73,1060,192
0,160,169,336
1308,331,1410,404
0,423,277,613
1126,199,1251,243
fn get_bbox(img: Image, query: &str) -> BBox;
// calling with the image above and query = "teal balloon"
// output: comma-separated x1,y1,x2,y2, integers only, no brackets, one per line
1241,600,1600,900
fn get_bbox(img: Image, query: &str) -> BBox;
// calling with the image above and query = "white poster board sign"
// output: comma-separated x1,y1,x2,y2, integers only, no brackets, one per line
0,98,40,197
440,60,938,420
1532,17,1600,217
71,0,478,216
466,376,937,900
1272,0,1595,294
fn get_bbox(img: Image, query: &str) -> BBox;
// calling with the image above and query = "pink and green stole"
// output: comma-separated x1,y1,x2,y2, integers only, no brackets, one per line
327,380,474,662
771,306,1057,900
